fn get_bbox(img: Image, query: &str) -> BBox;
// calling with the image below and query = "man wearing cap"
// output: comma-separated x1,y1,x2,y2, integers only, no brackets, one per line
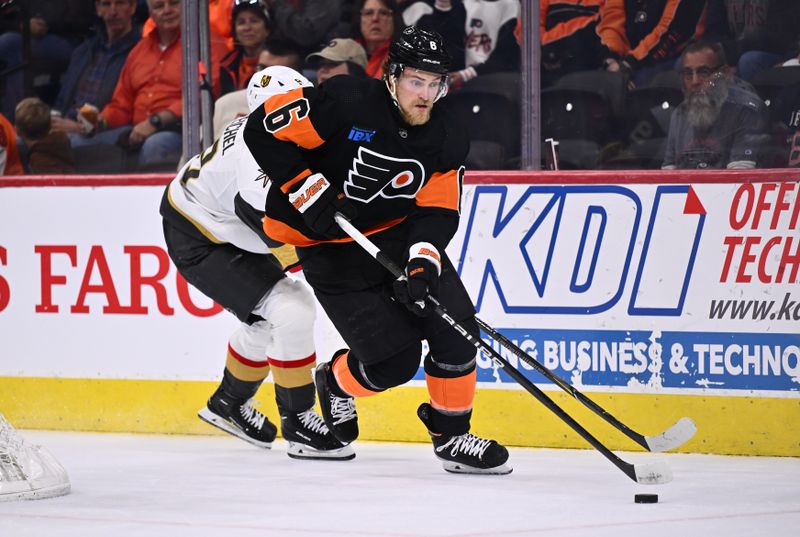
305,38,368,84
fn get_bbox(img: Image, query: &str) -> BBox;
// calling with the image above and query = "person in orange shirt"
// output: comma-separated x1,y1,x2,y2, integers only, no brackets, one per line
0,113,24,175
143,0,235,44
71,0,229,170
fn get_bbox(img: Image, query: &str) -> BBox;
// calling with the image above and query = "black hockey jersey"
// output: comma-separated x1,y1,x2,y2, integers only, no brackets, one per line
243,75,469,254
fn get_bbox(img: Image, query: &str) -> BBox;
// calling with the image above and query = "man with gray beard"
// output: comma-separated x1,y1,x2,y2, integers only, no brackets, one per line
662,40,768,170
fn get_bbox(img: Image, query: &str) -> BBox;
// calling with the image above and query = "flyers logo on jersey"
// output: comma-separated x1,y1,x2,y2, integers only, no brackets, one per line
344,147,425,203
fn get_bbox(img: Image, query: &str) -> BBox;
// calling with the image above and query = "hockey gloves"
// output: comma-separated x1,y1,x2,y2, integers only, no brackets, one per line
393,242,441,316
288,172,357,239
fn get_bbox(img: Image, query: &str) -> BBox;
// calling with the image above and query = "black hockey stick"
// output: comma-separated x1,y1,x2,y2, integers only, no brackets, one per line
473,319,697,453
334,214,672,485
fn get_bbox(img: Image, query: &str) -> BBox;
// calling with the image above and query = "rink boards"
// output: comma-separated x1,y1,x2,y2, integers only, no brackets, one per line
0,170,798,456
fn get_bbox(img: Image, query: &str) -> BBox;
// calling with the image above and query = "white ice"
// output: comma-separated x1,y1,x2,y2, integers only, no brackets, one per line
1,431,798,537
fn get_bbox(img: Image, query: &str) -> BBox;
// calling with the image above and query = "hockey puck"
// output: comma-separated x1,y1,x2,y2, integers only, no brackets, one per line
634,494,658,504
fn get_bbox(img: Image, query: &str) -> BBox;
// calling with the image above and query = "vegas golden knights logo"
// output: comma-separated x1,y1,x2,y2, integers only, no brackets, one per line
260,75,271,87
344,147,425,202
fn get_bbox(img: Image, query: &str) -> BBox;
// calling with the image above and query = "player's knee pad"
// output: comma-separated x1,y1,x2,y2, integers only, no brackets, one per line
253,277,316,359
426,316,480,371
358,343,422,390
227,320,272,383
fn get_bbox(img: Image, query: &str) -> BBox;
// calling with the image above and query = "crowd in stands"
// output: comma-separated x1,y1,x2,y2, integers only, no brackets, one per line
0,0,798,176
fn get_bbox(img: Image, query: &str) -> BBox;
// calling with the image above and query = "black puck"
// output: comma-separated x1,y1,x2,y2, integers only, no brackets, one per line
634,493,658,504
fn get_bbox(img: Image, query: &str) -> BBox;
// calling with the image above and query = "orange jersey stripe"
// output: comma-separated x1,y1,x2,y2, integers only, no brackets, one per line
332,352,380,398
261,88,324,149
416,169,461,211
280,169,313,194
426,370,477,414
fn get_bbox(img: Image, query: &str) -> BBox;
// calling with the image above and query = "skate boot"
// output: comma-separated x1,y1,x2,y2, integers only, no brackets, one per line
280,408,356,460
314,361,359,444
418,403,512,475
198,387,278,449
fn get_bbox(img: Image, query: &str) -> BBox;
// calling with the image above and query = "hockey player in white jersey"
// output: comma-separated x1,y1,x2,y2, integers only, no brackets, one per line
160,66,354,460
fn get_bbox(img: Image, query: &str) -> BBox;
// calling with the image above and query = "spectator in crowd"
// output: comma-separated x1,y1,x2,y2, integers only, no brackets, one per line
212,38,302,138
352,0,402,79
219,0,272,95
705,0,800,81
0,112,23,175
0,0,96,119
305,38,368,84
404,0,521,89
14,97,74,174
598,0,707,88
265,0,343,56
70,0,228,171
50,0,141,136
513,0,606,87
662,41,768,170
143,0,235,44
766,81,800,167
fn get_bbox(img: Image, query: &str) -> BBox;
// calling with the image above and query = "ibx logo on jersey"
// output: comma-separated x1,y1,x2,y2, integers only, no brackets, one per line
344,147,425,203
347,126,376,143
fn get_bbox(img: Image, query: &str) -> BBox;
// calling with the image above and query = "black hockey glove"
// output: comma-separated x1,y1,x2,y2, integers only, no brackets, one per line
393,242,442,317
288,172,357,239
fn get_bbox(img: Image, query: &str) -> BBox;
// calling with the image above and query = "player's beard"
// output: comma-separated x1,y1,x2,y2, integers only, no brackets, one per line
686,78,729,130
400,101,432,126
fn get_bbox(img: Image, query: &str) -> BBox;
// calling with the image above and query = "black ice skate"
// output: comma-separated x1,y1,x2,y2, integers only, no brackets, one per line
280,408,356,460
314,362,359,444
198,389,278,449
418,403,512,475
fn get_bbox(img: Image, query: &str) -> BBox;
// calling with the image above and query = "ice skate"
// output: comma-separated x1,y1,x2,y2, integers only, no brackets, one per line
280,408,355,460
418,403,512,475
314,361,359,444
198,388,278,449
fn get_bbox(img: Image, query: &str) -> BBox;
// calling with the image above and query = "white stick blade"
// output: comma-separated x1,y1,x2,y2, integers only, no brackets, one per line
634,460,673,485
645,417,697,452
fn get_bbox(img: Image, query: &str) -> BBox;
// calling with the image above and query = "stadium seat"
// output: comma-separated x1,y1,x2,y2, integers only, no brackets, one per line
541,87,615,146
553,70,627,117
71,144,132,174
446,73,521,169
623,86,683,145
751,66,800,107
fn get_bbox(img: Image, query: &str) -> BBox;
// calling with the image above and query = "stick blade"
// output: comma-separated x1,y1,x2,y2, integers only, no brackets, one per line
644,417,697,452
634,460,673,485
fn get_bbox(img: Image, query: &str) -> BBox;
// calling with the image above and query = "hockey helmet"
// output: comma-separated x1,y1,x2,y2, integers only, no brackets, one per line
246,65,313,113
388,26,451,77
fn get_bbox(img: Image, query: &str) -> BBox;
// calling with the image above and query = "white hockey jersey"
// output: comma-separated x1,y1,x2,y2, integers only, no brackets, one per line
165,115,272,254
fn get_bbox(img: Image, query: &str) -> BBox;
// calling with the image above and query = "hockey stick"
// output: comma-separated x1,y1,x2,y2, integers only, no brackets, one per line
473,319,697,453
334,214,672,485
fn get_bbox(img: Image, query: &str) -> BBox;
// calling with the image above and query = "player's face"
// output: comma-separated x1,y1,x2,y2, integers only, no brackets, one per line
395,69,443,126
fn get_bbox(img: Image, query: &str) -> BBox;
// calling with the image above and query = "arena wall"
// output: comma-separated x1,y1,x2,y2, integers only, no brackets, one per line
1,169,798,456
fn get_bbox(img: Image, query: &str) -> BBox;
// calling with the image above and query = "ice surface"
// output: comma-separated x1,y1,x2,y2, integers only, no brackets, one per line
0,431,797,537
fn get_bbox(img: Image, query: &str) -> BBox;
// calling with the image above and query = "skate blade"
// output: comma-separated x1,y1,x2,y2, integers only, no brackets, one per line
197,407,272,449
439,458,513,475
286,441,356,461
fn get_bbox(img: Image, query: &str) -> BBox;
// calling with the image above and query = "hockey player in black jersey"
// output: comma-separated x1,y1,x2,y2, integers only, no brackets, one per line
160,66,353,461
244,26,511,474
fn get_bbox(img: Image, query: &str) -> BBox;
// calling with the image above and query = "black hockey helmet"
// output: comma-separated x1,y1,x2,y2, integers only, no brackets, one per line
388,26,451,77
